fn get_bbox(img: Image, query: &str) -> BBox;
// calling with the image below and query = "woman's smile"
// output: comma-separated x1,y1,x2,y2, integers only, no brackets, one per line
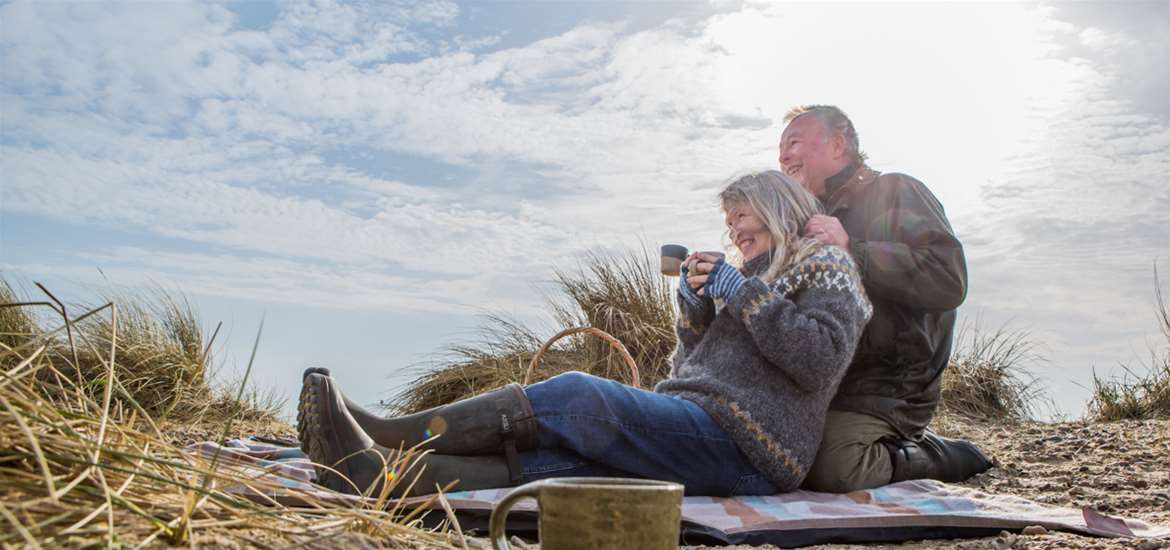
726,202,772,261
736,235,757,256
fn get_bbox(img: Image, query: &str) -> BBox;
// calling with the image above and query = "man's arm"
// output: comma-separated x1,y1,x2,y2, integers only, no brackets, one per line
850,176,967,311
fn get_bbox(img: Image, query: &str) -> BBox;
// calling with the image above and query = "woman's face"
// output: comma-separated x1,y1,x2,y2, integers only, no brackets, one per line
725,201,772,261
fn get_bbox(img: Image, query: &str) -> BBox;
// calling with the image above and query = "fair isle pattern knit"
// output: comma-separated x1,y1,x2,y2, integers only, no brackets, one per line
711,396,804,477
656,246,872,492
740,249,872,330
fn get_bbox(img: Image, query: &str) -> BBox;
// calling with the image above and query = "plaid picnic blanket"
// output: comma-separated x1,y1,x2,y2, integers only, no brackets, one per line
189,439,1170,546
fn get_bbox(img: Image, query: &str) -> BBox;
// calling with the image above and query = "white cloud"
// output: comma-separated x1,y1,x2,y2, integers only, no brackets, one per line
3,0,1168,417
2,0,769,290
266,0,459,62
1,145,570,277
1077,26,1127,50
9,245,539,317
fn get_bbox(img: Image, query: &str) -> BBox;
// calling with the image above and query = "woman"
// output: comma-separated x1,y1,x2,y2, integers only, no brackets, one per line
298,170,871,497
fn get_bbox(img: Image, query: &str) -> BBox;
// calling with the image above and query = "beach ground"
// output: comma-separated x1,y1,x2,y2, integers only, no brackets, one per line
695,417,1170,550
167,416,1170,549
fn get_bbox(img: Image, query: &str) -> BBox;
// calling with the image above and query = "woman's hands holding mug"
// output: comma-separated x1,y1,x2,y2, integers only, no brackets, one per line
684,252,725,296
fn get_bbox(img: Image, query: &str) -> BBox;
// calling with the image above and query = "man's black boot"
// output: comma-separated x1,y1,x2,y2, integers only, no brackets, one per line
884,430,994,483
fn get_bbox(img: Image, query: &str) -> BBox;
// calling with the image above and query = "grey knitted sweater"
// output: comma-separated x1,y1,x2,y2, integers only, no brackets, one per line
655,246,872,491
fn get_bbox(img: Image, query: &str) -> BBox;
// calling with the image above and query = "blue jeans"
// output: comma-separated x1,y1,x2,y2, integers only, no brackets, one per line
518,371,778,496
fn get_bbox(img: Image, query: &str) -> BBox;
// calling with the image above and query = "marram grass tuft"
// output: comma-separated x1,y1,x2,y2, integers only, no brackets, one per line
0,280,469,548
388,248,675,416
939,321,1045,423
1088,269,1170,421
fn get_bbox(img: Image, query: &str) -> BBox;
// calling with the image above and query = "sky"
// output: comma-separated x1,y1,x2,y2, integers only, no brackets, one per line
2,0,1167,421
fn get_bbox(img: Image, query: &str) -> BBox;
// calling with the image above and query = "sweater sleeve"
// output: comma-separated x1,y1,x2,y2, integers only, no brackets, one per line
723,275,868,393
850,176,967,311
670,286,715,373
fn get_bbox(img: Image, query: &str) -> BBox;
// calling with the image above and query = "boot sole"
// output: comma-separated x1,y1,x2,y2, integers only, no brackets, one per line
295,368,329,447
302,374,381,495
302,375,341,491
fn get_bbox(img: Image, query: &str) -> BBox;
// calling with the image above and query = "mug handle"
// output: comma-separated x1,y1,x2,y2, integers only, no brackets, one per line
489,482,543,550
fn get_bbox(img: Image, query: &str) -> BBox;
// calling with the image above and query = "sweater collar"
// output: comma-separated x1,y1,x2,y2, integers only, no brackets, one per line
742,253,771,277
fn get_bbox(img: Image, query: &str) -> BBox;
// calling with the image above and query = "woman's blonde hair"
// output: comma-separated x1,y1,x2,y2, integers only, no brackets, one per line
719,170,824,284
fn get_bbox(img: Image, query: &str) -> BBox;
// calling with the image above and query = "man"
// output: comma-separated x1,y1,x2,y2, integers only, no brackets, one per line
777,105,992,492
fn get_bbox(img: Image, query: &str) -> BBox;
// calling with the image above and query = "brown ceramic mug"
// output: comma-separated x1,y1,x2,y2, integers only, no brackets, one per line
489,477,684,550
661,244,689,277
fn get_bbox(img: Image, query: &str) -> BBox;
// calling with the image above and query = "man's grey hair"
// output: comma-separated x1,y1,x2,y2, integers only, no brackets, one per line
784,105,867,164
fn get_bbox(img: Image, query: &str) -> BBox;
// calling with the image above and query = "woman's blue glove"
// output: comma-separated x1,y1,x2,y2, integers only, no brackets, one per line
678,264,706,307
704,260,747,300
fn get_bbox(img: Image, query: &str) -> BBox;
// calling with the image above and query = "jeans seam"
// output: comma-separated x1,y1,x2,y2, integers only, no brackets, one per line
523,459,591,474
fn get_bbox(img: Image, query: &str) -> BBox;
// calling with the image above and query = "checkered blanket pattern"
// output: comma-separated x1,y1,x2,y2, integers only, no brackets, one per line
188,439,1169,543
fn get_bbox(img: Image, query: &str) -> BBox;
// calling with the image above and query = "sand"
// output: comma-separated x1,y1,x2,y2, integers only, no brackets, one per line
700,417,1170,550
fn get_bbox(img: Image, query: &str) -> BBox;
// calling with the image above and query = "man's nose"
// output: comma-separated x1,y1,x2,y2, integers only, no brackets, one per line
778,146,789,167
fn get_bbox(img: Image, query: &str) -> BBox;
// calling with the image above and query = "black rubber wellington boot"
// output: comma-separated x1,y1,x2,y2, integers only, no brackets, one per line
299,367,537,460
884,430,994,483
298,373,516,497
298,367,386,446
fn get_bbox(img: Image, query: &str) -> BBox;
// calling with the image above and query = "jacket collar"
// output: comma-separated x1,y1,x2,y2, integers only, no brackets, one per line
819,162,879,213
821,161,859,199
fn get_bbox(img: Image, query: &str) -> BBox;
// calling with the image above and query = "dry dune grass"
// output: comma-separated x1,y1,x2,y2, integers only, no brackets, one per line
0,281,467,548
938,322,1044,423
1088,270,1170,421
549,250,677,384
0,280,266,422
390,249,676,415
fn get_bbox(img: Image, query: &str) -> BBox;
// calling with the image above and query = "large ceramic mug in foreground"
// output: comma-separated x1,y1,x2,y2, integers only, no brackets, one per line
489,477,684,550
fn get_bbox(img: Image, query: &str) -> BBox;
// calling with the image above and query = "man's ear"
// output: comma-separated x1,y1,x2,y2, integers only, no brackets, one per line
831,133,847,159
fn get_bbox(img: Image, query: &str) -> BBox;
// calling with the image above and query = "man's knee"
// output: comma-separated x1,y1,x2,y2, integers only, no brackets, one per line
803,440,890,492
802,411,897,493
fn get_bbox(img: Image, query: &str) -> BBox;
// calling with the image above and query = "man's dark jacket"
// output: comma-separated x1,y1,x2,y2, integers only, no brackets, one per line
820,162,967,439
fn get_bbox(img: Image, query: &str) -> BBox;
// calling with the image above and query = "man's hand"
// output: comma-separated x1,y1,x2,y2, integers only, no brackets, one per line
684,251,724,296
805,215,849,248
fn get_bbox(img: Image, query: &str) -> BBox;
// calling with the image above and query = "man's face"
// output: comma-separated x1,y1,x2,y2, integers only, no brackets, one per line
778,114,846,196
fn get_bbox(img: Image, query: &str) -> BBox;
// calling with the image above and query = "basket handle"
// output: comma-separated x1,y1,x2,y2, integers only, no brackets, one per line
522,327,640,388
